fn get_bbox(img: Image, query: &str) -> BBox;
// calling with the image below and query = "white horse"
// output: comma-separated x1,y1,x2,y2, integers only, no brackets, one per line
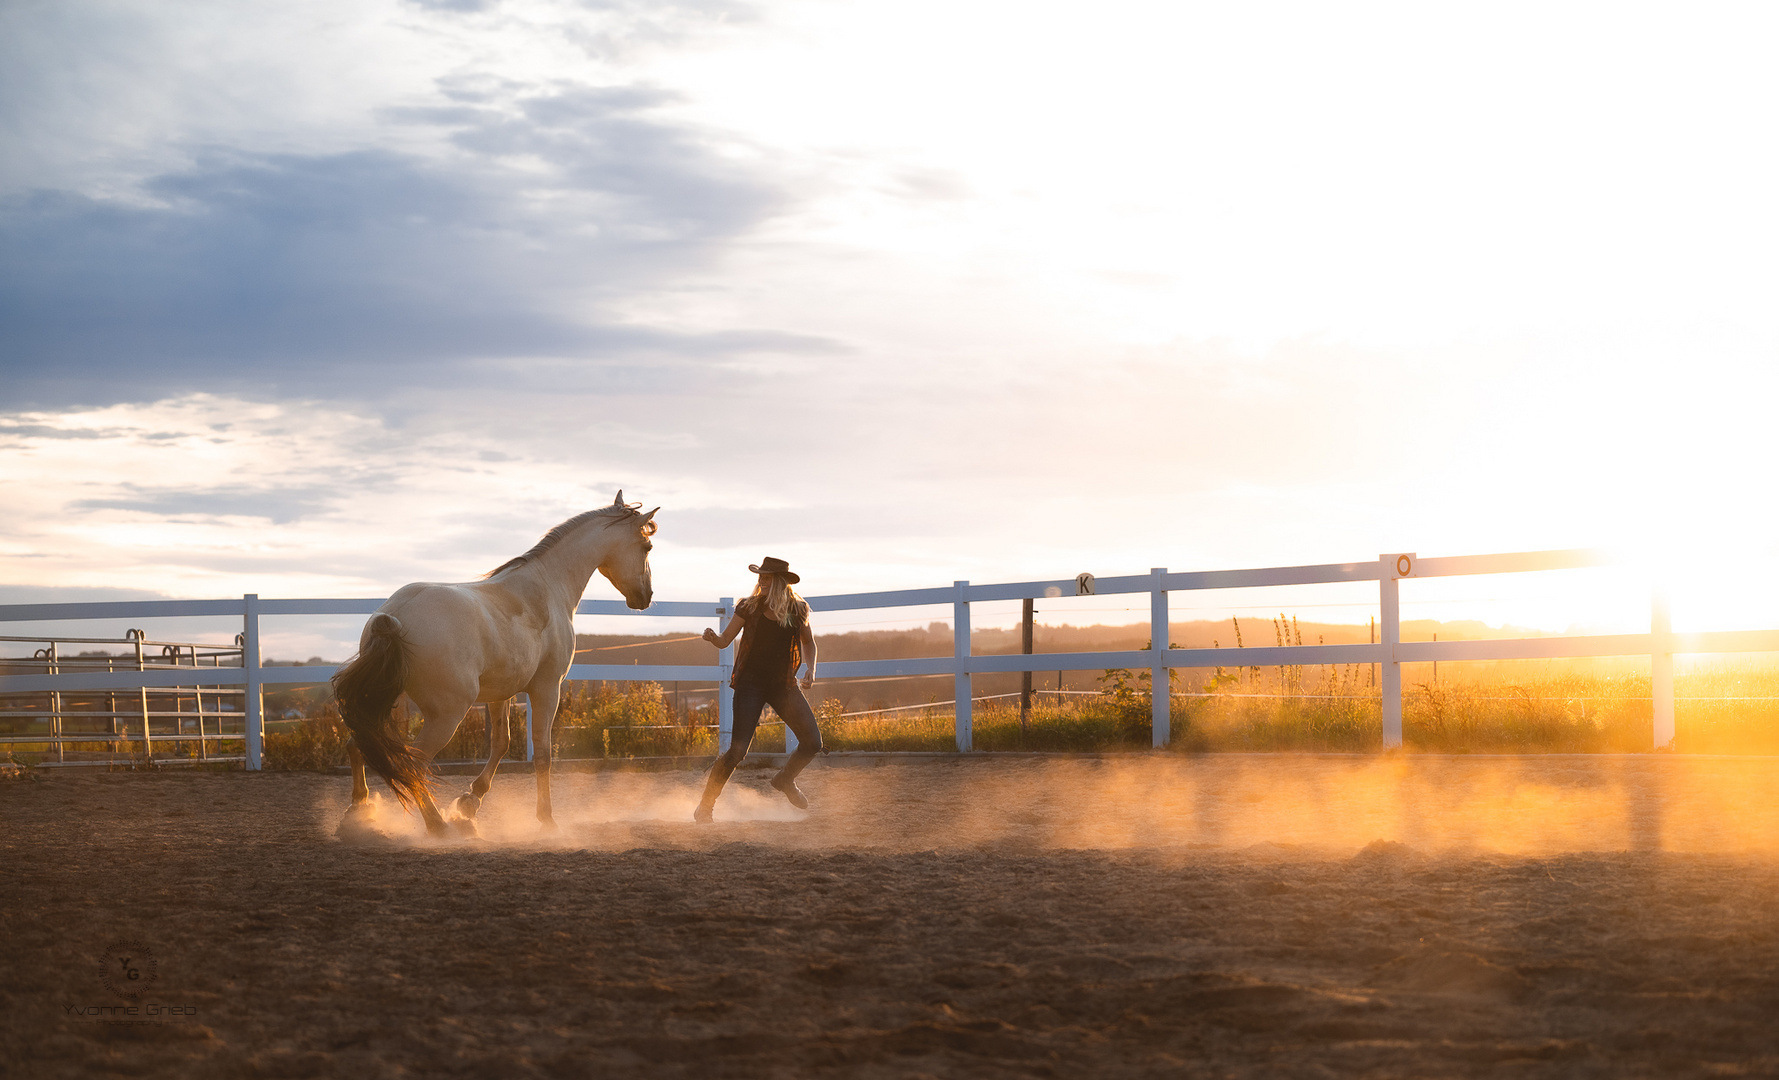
333,492,657,835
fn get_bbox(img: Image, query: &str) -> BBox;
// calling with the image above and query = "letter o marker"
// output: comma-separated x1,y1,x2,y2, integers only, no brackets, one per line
1396,555,1412,578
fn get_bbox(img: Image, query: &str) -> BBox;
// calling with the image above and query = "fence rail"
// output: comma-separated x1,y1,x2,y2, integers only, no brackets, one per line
1,548,1766,767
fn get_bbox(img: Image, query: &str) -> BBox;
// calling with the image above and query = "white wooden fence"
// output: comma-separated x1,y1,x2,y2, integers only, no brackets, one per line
4,547,1774,767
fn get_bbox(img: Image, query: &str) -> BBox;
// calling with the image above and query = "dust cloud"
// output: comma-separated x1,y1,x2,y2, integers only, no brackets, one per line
332,772,803,848
327,754,1779,857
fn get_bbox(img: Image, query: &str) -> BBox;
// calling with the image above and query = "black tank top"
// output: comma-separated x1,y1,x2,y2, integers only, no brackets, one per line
732,601,804,689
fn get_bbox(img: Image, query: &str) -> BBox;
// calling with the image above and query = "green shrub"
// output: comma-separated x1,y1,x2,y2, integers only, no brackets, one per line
555,681,715,758
262,704,353,770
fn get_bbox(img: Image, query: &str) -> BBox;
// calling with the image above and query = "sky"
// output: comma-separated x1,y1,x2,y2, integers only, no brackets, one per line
3,0,1778,658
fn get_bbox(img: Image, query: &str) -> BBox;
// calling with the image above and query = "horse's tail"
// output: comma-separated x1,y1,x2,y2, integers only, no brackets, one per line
332,612,432,809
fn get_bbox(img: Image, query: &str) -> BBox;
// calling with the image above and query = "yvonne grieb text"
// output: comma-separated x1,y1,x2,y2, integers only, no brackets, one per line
65,1003,198,1020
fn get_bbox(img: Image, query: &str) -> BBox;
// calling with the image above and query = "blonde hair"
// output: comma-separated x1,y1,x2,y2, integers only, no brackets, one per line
747,575,806,627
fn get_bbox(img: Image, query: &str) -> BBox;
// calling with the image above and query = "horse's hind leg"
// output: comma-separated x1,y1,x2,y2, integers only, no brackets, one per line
527,682,563,829
453,699,510,820
410,706,469,836
348,743,371,804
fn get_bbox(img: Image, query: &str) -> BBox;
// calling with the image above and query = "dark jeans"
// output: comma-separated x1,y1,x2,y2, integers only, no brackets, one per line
699,682,822,812
729,681,822,762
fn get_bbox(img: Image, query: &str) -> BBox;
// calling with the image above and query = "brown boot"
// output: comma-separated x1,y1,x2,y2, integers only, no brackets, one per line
771,772,809,810
695,753,737,822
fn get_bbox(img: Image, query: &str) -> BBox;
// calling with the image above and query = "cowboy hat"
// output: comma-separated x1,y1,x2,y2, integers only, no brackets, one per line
748,556,800,584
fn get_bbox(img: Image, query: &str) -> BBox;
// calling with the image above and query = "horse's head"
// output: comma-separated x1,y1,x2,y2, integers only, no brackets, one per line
598,491,657,610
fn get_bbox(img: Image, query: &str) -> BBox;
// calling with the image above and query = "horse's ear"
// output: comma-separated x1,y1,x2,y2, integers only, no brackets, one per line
642,507,658,521
612,490,625,506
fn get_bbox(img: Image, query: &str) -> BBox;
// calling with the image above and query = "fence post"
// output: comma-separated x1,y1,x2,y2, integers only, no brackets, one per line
1651,587,1675,749
784,598,800,756
243,593,263,770
954,581,972,752
1019,598,1034,731
717,598,735,754
47,642,63,763
1150,567,1169,747
1378,556,1406,749
133,632,150,763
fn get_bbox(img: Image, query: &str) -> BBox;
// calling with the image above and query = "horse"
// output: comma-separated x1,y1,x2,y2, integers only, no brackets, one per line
332,492,657,835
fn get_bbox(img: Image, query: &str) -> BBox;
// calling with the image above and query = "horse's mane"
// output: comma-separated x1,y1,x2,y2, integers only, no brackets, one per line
484,503,652,578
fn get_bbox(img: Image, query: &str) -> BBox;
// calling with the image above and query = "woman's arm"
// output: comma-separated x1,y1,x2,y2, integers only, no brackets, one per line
798,619,817,689
703,607,745,649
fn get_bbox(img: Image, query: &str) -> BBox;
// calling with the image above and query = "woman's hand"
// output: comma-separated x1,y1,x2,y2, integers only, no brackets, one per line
702,627,720,646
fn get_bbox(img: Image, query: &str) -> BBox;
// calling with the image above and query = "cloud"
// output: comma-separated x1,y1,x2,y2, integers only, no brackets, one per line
0,77,818,408
70,484,339,525
0,395,652,597
0,584,169,606
0,422,117,440
886,167,971,203
405,0,501,11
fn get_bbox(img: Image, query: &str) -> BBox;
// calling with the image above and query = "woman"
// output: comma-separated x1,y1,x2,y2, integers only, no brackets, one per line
695,556,822,821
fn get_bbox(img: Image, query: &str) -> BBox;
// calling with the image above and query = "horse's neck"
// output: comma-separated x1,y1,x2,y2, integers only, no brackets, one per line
525,520,618,608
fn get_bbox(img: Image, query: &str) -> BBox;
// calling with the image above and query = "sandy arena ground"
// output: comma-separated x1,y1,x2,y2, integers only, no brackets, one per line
5,754,1779,1078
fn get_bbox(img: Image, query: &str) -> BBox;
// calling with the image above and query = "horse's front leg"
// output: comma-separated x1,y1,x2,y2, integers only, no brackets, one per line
453,699,511,820
527,682,563,830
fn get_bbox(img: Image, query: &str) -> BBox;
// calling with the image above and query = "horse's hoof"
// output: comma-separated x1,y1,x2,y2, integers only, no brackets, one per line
537,815,558,832
453,793,481,819
450,816,479,839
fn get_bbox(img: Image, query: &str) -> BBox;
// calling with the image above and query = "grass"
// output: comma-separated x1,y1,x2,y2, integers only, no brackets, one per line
125,661,1779,772
1168,661,1779,754
820,695,1159,753
1650,663,1779,754
806,660,1779,756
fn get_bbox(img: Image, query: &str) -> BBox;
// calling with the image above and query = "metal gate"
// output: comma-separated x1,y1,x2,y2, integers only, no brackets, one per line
0,631,246,765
